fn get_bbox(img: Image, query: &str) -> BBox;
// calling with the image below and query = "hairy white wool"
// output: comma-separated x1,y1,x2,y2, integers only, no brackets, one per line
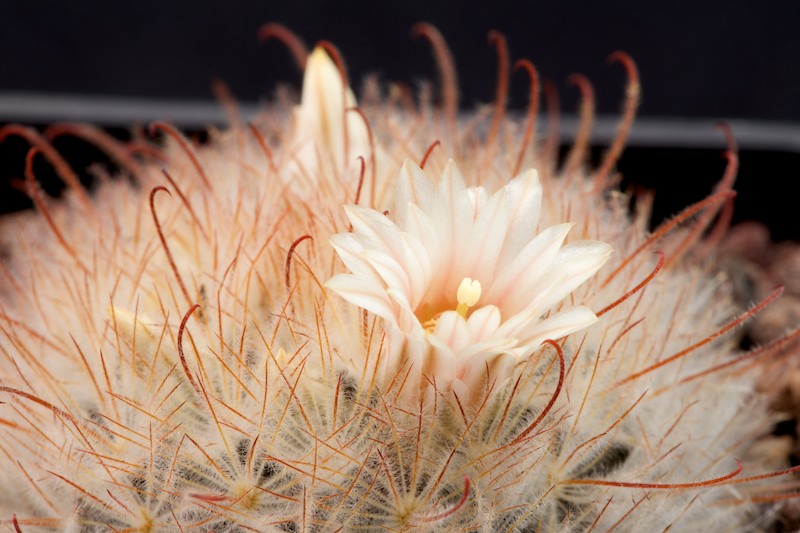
0,45,789,531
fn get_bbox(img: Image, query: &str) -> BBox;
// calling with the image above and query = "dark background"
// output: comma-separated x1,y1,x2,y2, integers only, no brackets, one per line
2,1,800,120
1,1,799,238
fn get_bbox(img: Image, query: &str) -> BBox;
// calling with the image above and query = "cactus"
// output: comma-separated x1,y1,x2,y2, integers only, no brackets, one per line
0,26,797,532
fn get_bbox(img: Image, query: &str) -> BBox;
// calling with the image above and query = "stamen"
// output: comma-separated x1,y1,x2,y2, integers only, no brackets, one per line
456,278,481,317
422,314,441,333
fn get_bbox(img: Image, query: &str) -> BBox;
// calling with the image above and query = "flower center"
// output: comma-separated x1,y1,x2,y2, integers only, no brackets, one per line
421,277,482,332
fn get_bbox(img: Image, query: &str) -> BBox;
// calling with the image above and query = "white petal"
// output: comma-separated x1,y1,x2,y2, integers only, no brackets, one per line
462,186,509,283
468,186,490,217
431,160,473,278
363,249,411,297
329,235,392,304
296,47,365,168
498,169,543,264
457,337,517,366
299,49,347,130
533,241,613,311
330,233,373,278
396,160,435,227
405,202,439,262
345,204,405,256
432,310,471,353
520,306,599,350
387,287,423,334
399,205,437,304
426,161,474,300
346,205,431,297
494,304,540,340
326,274,398,326
487,223,573,314
466,305,502,341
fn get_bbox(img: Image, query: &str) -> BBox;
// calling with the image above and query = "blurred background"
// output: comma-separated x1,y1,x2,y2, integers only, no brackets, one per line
1,1,799,237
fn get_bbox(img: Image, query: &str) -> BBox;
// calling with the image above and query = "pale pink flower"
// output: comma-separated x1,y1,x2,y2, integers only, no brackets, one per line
327,160,613,396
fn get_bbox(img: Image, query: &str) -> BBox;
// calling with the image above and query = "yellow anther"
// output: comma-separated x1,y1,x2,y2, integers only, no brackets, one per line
422,314,441,333
456,277,481,317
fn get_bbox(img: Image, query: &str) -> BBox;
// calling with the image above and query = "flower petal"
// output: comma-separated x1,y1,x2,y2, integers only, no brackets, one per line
457,338,518,367
466,305,502,341
396,160,435,227
462,186,510,283
431,160,473,281
345,204,404,256
387,287,423,334
521,306,599,349
432,310,471,354
498,168,543,264
362,249,411,297
294,47,368,169
326,274,397,325
532,241,613,311
487,223,573,314
401,204,438,303
329,233,373,278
